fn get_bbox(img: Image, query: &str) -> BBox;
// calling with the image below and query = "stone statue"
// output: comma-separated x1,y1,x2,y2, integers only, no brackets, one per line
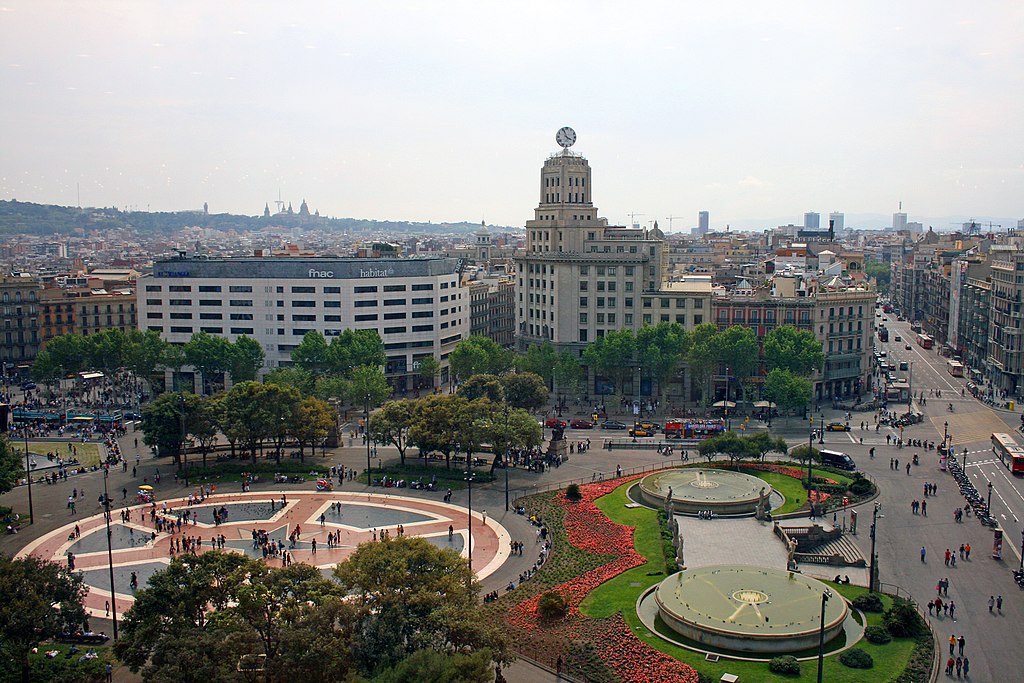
787,537,798,569
755,486,769,520
675,533,685,567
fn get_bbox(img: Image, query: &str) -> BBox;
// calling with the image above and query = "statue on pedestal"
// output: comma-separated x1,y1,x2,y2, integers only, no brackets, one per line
754,487,769,520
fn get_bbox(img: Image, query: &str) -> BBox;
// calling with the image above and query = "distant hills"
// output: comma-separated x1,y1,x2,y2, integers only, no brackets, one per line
0,199,508,236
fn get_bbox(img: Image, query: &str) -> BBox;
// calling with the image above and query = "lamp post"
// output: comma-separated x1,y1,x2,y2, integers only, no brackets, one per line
943,421,948,446
806,419,814,493
963,447,968,471
23,426,33,525
464,470,475,587
818,416,824,444
102,468,118,641
816,588,832,683
987,480,993,513
503,402,510,512
869,502,882,593
364,394,372,486
178,392,187,476
724,366,730,431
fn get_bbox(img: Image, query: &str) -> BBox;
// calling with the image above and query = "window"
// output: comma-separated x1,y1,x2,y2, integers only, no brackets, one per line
229,299,253,307
146,312,163,319
643,315,652,325
169,285,192,292
625,297,633,308
170,326,193,333
354,314,378,321
291,286,315,294
412,324,434,332
579,329,588,342
643,298,652,308
580,281,589,291
231,327,254,335
675,314,685,325
412,310,433,318
384,312,407,320
324,314,342,322
694,314,703,325
169,299,191,306
291,301,315,308
597,297,605,307
169,312,192,320
292,314,316,322
146,298,162,306
199,299,221,306
579,297,588,307
229,285,252,293
354,300,378,308
324,301,341,308
579,313,588,324
199,285,222,293
411,283,433,291
624,314,633,325
354,286,378,294
291,329,312,336
384,299,406,306
145,285,162,292
580,266,589,275
384,326,407,334
411,297,433,305
200,326,223,334
693,299,704,309
147,326,163,332
384,284,406,292
324,286,341,294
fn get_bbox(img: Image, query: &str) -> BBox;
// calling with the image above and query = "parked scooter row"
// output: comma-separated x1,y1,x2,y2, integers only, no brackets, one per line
1012,568,1024,590
947,458,998,527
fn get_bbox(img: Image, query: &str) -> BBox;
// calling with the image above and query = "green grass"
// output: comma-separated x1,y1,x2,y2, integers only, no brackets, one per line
750,471,808,514
21,441,102,467
578,480,921,682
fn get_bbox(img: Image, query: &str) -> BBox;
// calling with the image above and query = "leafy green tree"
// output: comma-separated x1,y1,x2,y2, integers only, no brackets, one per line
185,331,234,394
326,329,386,375
552,351,583,398
486,403,543,463
449,336,511,382
712,325,759,401
687,323,719,407
747,432,790,462
141,392,192,462
0,556,88,683
763,325,825,376
416,355,440,390
86,329,130,375
457,374,504,403
501,371,549,412
371,648,494,683
290,330,331,375
188,394,221,468
582,329,635,398
697,431,756,466
636,322,690,402
290,396,335,459
221,382,279,462
263,366,314,395
0,437,23,494
162,344,188,391
125,329,170,383
369,400,416,465
344,364,391,406
229,335,265,383
29,349,63,385
865,259,891,293
409,394,468,467
763,368,813,417
39,333,87,375
517,342,558,385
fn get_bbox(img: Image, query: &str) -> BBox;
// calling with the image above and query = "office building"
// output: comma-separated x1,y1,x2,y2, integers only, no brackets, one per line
804,212,820,230
829,212,844,233
698,211,709,235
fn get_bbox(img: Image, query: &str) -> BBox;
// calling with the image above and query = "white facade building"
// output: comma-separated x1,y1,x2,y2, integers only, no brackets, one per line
137,257,468,392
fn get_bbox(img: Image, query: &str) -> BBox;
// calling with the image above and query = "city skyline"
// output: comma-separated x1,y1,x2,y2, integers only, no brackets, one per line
2,2,1021,229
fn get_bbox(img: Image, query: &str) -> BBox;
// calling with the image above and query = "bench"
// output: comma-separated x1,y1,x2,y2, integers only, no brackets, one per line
721,675,739,683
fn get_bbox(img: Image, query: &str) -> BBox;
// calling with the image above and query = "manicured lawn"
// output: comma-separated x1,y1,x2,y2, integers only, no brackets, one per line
751,471,808,514
579,480,921,682
23,441,102,467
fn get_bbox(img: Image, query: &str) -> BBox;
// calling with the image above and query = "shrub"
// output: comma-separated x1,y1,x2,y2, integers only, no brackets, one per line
852,592,885,613
895,634,935,683
537,591,569,619
864,625,892,644
565,483,582,502
883,597,927,637
768,655,801,676
838,648,873,669
850,476,874,496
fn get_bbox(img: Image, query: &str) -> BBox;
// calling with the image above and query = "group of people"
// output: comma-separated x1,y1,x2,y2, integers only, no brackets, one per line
945,634,969,677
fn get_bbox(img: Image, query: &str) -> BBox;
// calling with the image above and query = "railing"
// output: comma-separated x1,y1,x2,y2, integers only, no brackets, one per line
878,581,942,683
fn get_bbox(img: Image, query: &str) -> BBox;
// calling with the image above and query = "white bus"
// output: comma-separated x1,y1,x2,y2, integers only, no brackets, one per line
947,360,964,377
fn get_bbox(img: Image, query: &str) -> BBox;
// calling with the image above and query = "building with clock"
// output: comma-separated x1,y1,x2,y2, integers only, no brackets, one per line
515,129,712,399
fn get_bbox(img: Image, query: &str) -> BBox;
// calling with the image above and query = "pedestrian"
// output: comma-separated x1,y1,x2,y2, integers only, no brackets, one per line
943,578,949,596
949,634,956,656
921,546,926,562
105,663,113,682
958,635,965,655
906,462,911,475
965,543,970,560
959,544,965,560
921,499,927,515
105,600,110,617
949,601,956,620
945,548,951,566
955,657,962,677
997,594,1003,612
962,656,969,676
945,657,954,676
989,595,995,612
890,457,894,469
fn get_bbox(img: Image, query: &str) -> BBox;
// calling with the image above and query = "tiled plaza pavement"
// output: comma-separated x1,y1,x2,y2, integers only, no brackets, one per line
675,516,789,569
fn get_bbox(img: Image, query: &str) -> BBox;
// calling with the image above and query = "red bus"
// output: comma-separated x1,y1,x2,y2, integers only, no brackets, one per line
664,419,726,440
992,433,1024,474
916,333,934,349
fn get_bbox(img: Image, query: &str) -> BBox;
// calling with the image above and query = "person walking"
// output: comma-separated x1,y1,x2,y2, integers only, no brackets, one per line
921,546,927,562
949,601,956,621
962,656,969,677
921,499,927,515
955,657,962,677
949,634,956,656
957,635,965,656
989,595,995,612
997,594,1003,612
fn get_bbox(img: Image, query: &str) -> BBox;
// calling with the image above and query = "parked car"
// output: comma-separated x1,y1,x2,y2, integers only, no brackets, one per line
569,419,594,429
544,418,567,429
899,361,909,371
825,422,850,432
600,420,628,430
21,381,36,391
639,421,661,431
820,449,857,471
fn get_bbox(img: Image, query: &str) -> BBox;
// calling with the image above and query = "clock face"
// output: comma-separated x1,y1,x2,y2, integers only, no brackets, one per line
556,126,576,148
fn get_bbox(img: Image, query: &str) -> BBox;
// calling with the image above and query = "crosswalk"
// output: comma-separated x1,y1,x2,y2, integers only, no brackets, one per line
930,411,1009,445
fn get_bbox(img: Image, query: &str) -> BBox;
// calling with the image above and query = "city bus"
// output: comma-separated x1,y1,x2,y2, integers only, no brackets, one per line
916,333,934,349
992,433,1024,474
947,360,964,377
663,419,726,440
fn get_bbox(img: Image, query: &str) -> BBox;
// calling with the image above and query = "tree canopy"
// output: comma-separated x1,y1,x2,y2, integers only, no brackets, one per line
763,325,825,376
763,368,813,416
449,336,511,382
582,329,635,397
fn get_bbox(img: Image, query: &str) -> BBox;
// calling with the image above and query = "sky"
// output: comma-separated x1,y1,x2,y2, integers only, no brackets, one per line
1,1,1022,231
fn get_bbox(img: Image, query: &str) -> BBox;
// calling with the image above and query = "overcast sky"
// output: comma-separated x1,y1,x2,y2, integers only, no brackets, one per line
2,1,1022,230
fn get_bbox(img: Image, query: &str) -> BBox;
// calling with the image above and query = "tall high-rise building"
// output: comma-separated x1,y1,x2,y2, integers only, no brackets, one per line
804,212,820,230
893,212,908,231
829,212,844,233
698,211,709,235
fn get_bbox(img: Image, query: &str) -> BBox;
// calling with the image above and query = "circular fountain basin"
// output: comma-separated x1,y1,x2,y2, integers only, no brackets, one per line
637,468,769,516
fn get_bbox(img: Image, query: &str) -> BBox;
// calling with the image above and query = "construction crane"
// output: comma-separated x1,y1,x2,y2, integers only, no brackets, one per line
665,215,683,231
627,211,645,227
959,219,1001,236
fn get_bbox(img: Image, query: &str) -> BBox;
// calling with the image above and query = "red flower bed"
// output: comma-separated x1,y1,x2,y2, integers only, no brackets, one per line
506,473,701,682
707,461,839,485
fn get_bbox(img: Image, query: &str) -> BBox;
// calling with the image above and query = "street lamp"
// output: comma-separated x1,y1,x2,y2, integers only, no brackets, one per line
22,426,33,525
102,469,118,641
464,470,475,587
963,447,968,471
724,366,730,431
364,394,372,486
943,421,948,445
869,502,883,593
987,480,993,513
503,402,510,512
817,588,832,683
806,419,815,494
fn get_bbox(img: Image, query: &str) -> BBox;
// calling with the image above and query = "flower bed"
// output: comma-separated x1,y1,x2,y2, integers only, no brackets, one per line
705,461,839,485
501,474,700,683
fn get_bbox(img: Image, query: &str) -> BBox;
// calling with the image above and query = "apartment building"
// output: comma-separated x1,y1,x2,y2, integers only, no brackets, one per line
0,277,41,369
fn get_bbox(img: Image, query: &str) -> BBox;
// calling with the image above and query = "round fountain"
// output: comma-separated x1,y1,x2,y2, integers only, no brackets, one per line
652,565,849,654
636,468,769,516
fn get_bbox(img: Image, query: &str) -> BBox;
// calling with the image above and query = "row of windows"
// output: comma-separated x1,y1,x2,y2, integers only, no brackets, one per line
149,297,441,308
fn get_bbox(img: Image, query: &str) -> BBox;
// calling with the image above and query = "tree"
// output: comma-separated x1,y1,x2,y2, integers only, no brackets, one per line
763,325,825,376
369,400,416,466
344,365,391,406
865,259,891,293
636,322,689,402
125,329,170,384
552,351,583,399
291,396,335,459
416,355,440,390
0,437,22,494
747,432,789,462
686,323,719,406
221,382,279,462
185,331,234,394
501,371,549,412
763,368,813,417
371,648,494,683
409,394,468,467
187,393,220,468
141,391,192,462
518,342,558,386
449,336,510,382
263,366,314,395
582,329,635,398
29,349,62,385
230,335,265,383
38,333,87,375
86,329,130,375
291,330,331,375
327,329,386,376
457,374,504,403
332,536,506,673
486,404,543,464
712,325,759,401
696,431,757,468
0,556,88,683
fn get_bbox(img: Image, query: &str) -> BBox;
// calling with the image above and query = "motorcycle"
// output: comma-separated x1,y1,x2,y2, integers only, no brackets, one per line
948,403,955,412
